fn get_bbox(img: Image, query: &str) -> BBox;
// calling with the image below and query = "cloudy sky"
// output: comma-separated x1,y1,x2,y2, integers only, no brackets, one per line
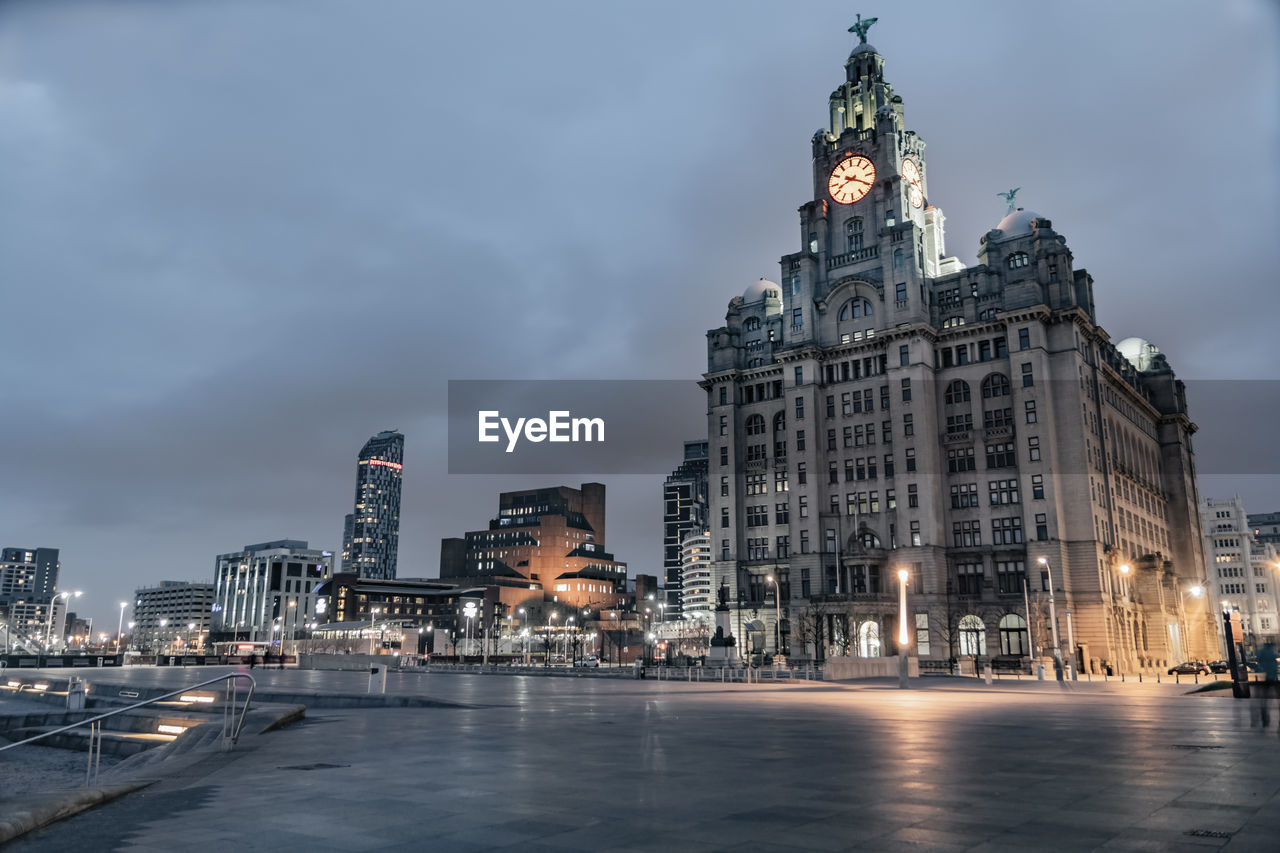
2,0,1277,628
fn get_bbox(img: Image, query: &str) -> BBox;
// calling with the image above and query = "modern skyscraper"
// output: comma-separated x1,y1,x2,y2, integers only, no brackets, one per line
702,22,1214,672
340,430,404,579
662,440,709,619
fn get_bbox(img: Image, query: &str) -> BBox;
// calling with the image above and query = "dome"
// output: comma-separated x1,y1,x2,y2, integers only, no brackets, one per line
850,42,878,57
990,208,1042,241
742,277,781,304
1116,337,1161,372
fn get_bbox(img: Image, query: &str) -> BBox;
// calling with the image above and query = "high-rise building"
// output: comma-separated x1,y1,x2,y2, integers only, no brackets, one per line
340,430,404,579
439,483,628,612
131,581,215,654
679,531,713,626
1204,497,1280,648
0,547,61,648
212,540,334,643
702,23,1214,673
662,440,709,619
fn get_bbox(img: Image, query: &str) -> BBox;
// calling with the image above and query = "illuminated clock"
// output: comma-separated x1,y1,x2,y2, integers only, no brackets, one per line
828,155,875,205
901,158,923,208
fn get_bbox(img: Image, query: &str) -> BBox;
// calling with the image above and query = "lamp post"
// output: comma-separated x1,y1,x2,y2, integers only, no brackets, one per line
158,618,167,654
517,607,527,665
1038,557,1064,681
369,607,381,655
766,574,782,660
44,590,82,652
116,602,128,654
547,612,558,667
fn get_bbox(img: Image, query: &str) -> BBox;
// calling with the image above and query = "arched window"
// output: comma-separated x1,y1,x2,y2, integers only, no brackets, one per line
945,380,971,405
982,373,1011,398
999,614,1028,656
772,411,786,433
942,317,965,329
858,621,881,658
838,298,873,322
744,317,761,331
846,217,864,251
978,308,997,320
745,414,766,435
854,530,881,549
893,248,905,268
959,615,987,656
1007,252,1030,269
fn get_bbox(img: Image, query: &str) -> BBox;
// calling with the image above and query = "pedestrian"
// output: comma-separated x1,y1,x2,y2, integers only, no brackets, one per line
1257,641,1278,728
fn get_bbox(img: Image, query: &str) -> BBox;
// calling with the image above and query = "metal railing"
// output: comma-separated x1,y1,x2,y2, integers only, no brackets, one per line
0,672,256,786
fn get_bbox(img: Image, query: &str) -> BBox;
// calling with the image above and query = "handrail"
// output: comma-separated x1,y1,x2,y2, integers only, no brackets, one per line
0,672,256,774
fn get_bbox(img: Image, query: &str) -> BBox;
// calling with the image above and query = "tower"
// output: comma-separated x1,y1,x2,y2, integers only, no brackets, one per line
341,430,404,579
702,20,1213,673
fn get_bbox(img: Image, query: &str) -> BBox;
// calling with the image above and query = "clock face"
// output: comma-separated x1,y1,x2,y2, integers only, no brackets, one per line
902,158,924,208
828,155,875,205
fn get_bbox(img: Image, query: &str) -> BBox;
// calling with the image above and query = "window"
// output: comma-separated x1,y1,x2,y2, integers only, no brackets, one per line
907,483,918,508
1025,400,1037,424
1027,436,1041,462
899,344,909,366
846,216,863,251
901,378,912,402
953,520,981,547
1018,328,1030,350
1021,362,1034,387
883,453,894,478
720,446,728,466
721,540,730,561
842,427,852,448
829,462,839,485
777,535,790,558
893,248,904,268
745,414,765,435
983,407,1012,429
794,397,804,420
798,496,809,518
775,470,789,492
776,502,790,524
746,505,769,527
795,430,805,452
996,560,1025,594
795,366,803,385
945,380,971,405
986,442,1015,468
988,479,1019,504
903,414,914,437
746,472,767,494
946,413,972,435
879,384,889,411
951,483,978,508
721,508,729,528
839,298,873,321
1007,252,1029,270
1031,474,1044,500
982,373,1011,398
797,462,807,485
956,346,970,366
719,415,728,436
956,562,983,595
792,308,802,327
959,615,987,656
895,282,908,302
886,488,897,510
910,520,922,546
1035,513,1048,540
719,386,727,405
915,613,931,656
720,476,729,497
999,614,1029,655
948,447,976,472
746,444,767,462
992,516,1023,545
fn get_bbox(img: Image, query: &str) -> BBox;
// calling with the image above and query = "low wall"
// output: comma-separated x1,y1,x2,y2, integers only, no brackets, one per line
297,653,412,671
823,655,919,680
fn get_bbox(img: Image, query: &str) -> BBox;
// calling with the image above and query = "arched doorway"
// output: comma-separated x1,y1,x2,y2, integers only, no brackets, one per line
960,615,987,656
858,620,881,657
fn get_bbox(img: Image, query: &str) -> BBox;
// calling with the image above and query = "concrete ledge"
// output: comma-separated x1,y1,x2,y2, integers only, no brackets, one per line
0,780,153,845
824,655,919,680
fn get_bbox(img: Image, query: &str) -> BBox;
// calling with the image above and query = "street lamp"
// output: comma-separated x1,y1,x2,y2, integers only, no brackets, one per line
370,607,381,655
897,569,910,647
766,574,782,660
44,590,82,651
116,602,128,655
548,611,558,667
1037,557,1064,681
566,616,575,663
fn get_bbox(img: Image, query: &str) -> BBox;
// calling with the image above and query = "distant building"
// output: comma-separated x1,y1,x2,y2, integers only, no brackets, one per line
318,573,493,655
439,483,628,612
340,430,404,579
1249,511,1280,547
635,573,661,615
679,532,713,626
212,540,334,645
131,581,216,654
1204,497,1280,648
0,547,61,648
662,441,709,620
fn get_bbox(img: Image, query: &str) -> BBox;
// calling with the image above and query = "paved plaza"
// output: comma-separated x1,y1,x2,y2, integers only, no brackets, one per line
5,668,1280,852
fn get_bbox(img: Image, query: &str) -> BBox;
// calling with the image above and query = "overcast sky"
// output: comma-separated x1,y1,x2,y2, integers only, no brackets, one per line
2,0,1277,628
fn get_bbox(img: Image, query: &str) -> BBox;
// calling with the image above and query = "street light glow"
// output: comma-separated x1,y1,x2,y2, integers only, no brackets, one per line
1119,564,1131,575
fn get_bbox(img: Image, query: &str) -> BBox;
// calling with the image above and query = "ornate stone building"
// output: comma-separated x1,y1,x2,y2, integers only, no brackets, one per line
701,23,1215,673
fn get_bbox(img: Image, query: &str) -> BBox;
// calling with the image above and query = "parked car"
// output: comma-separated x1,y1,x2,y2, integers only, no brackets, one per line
1167,661,1211,675
1208,660,1230,673
573,655,600,668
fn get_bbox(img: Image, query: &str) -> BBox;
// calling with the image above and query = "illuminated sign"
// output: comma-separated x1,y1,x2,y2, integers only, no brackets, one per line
366,460,403,470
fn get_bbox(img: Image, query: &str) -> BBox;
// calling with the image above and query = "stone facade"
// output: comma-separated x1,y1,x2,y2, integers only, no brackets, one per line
1204,496,1280,649
702,33,1215,674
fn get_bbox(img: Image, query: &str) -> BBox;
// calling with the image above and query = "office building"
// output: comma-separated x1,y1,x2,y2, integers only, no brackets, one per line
1204,496,1280,648
0,547,61,647
662,440,709,620
131,581,215,654
212,540,334,643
